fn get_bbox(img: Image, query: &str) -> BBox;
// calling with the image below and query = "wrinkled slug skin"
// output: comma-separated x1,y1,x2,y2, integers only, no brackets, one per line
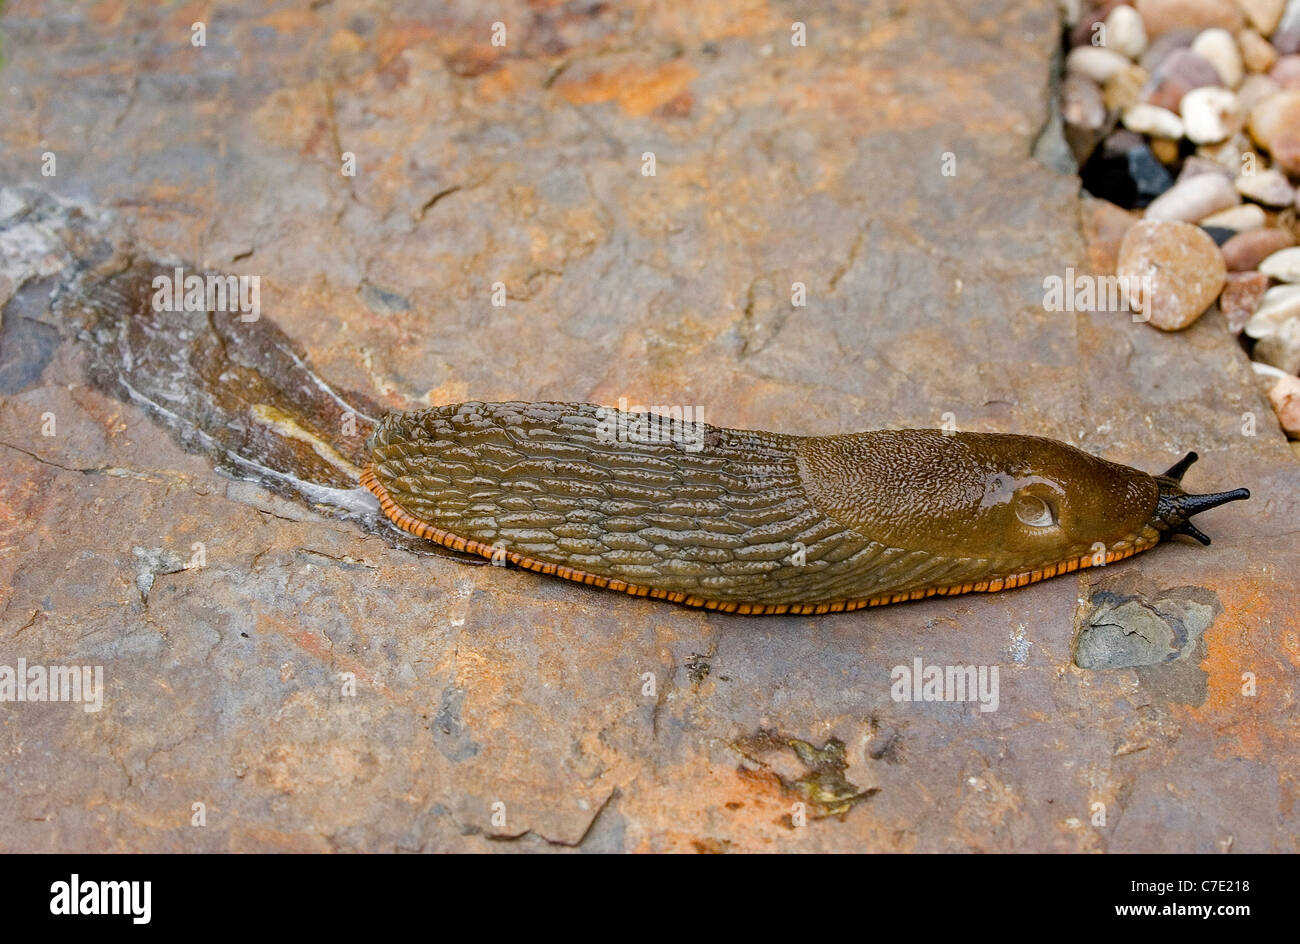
364,401,1164,613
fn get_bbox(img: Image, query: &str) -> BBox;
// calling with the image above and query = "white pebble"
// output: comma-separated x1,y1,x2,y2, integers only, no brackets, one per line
1259,246,1300,282
1246,285,1300,339
1105,5,1148,59
1180,87,1242,144
1235,168,1296,206
1122,103,1185,138
1067,46,1132,83
1200,203,1267,230
1144,168,1240,222
1190,28,1244,88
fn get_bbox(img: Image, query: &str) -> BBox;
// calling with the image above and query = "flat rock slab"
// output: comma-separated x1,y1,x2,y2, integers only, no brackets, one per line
1,0,1297,851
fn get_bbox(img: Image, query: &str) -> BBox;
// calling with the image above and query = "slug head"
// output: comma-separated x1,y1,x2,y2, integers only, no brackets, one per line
796,431,1167,565
1148,451,1250,546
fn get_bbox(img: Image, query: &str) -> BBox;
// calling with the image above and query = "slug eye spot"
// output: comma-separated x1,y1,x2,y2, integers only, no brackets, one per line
1014,493,1057,528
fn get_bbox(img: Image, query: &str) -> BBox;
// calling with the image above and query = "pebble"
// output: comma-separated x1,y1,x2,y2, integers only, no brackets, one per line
1104,64,1151,109
1183,155,1238,178
1081,131,1174,207
1237,29,1279,73
1127,142,1176,202
1199,203,1267,230
1220,270,1272,333
1123,102,1186,137
1270,54,1300,87
1259,246,1300,281
1235,166,1296,204
1247,89,1300,173
1221,226,1298,269
1266,372,1300,437
1247,284,1300,337
1140,28,1200,71
1275,0,1300,53
1068,45,1133,83
1152,137,1183,163
1237,74,1282,111
1180,155,1235,180
1144,171,1241,220
1195,134,1254,169
1063,74,1108,163
1106,5,1149,58
1191,28,1245,86
1237,0,1287,35
1136,0,1245,37
1071,0,1127,48
1117,219,1228,329
1253,318,1300,372
1143,49,1223,111
1180,86,1242,142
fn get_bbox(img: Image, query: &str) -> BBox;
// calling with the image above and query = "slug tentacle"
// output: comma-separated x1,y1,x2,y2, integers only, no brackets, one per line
362,401,1250,614
1162,451,1200,482
1152,454,1251,546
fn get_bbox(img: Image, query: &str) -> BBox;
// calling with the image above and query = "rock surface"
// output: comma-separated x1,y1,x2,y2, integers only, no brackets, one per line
1,0,1297,854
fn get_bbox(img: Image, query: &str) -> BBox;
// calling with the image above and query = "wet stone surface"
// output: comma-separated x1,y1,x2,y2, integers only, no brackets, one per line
0,1,1298,852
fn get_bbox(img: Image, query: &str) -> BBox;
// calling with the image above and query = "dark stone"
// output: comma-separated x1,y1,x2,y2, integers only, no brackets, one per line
1201,225,1238,245
1080,133,1173,209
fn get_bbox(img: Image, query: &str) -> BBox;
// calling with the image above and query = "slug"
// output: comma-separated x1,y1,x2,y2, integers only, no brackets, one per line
360,401,1249,615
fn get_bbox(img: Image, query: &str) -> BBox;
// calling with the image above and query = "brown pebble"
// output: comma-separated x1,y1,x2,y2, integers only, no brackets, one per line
1136,0,1245,38
1238,29,1280,73
1266,373,1300,436
1238,0,1287,36
1151,136,1182,163
1117,219,1228,329
1220,270,1271,332
1247,89,1300,172
1221,226,1298,269
1143,49,1223,111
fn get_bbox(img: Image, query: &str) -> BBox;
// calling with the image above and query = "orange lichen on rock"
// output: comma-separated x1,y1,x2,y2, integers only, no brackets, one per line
556,60,699,117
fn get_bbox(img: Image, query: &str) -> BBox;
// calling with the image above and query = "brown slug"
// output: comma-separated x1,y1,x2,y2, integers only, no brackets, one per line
360,401,1249,615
